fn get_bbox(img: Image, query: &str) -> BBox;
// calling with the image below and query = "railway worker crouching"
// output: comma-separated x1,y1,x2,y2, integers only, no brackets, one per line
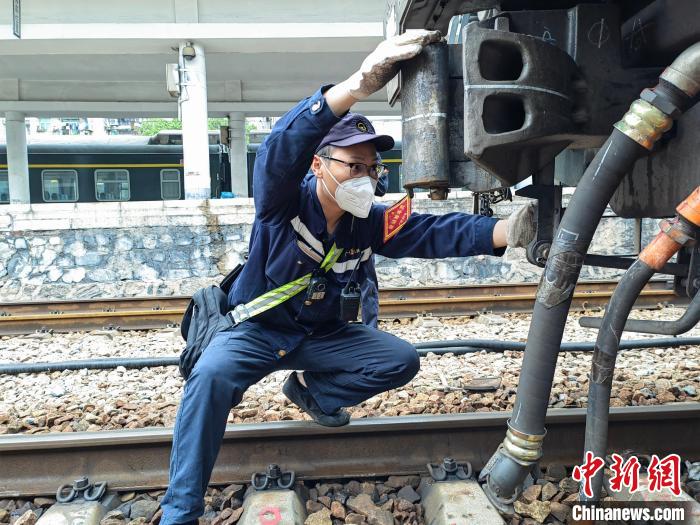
160,30,536,525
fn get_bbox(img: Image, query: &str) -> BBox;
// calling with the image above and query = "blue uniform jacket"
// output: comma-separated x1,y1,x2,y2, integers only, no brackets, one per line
228,86,503,355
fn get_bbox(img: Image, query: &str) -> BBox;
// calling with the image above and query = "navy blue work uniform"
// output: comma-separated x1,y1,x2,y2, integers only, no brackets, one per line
360,171,388,328
160,87,503,525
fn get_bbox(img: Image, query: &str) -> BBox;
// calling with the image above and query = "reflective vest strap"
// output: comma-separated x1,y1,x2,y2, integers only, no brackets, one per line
230,243,343,325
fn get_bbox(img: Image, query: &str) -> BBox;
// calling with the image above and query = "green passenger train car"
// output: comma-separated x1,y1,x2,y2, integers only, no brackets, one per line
0,134,402,204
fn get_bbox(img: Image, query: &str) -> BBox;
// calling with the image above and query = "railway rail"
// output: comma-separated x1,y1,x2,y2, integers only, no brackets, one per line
0,280,683,336
1,403,698,497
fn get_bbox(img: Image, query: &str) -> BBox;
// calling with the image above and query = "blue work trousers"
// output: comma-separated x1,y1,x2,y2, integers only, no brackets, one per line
160,322,419,525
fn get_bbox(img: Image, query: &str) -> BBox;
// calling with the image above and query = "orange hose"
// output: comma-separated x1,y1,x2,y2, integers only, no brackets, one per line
639,231,683,270
677,186,700,226
640,186,700,270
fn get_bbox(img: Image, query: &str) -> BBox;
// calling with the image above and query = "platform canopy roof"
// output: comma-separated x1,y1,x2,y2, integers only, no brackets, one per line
0,0,399,117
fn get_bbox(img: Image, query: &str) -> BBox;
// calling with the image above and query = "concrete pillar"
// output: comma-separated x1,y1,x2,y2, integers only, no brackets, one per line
5,112,30,204
228,111,249,197
179,42,211,200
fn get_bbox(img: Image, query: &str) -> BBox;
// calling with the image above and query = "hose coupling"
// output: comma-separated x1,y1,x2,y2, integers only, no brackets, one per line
613,99,673,150
676,186,700,228
660,41,700,99
639,189,700,271
501,420,547,466
660,217,697,247
480,425,545,515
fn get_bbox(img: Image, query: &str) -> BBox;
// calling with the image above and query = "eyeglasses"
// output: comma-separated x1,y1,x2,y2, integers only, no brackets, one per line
319,155,388,180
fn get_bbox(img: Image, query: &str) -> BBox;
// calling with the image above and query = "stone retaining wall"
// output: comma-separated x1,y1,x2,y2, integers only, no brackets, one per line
0,194,659,301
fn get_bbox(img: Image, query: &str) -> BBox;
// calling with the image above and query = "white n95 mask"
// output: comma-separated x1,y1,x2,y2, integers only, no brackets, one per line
321,162,376,218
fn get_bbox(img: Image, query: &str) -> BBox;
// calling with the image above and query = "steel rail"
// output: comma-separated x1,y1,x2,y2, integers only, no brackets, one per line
0,280,682,336
1,403,698,497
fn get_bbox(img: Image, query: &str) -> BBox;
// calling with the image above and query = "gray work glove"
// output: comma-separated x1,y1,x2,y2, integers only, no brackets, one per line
506,201,537,248
340,29,443,100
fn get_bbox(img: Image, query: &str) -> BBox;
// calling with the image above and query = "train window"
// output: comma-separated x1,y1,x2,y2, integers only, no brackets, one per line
95,169,130,201
160,169,181,200
0,171,8,203
41,170,78,202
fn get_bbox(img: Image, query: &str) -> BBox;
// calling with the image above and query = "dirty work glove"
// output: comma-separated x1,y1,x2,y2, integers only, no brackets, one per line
340,29,443,100
506,201,537,248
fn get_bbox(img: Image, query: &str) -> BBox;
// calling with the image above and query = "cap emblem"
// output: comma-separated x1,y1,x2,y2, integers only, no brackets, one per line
356,121,368,133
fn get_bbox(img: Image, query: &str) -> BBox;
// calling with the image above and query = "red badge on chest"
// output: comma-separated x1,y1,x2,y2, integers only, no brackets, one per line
383,195,412,243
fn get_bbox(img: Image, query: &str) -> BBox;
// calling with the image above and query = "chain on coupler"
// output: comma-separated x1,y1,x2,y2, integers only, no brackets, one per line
251,464,295,491
474,188,513,217
56,477,108,503
426,457,473,482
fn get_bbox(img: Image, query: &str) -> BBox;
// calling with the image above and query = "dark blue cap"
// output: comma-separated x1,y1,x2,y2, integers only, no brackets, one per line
316,113,394,153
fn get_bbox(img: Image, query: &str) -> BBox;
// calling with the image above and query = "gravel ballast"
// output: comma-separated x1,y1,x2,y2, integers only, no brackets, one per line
2,463,700,525
0,306,698,435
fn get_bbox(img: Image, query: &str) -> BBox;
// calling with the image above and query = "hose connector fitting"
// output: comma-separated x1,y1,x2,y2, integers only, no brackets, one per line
660,218,696,246
677,186,700,228
480,422,547,514
501,421,547,465
614,99,673,150
639,186,700,270
639,217,693,271
660,41,700,98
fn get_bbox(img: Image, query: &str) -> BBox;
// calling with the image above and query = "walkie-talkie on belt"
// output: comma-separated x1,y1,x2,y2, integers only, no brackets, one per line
339,254,363,322
340,281,361,321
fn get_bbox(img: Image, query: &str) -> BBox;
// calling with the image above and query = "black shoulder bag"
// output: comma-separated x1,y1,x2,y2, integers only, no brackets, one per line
178,264,243,380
